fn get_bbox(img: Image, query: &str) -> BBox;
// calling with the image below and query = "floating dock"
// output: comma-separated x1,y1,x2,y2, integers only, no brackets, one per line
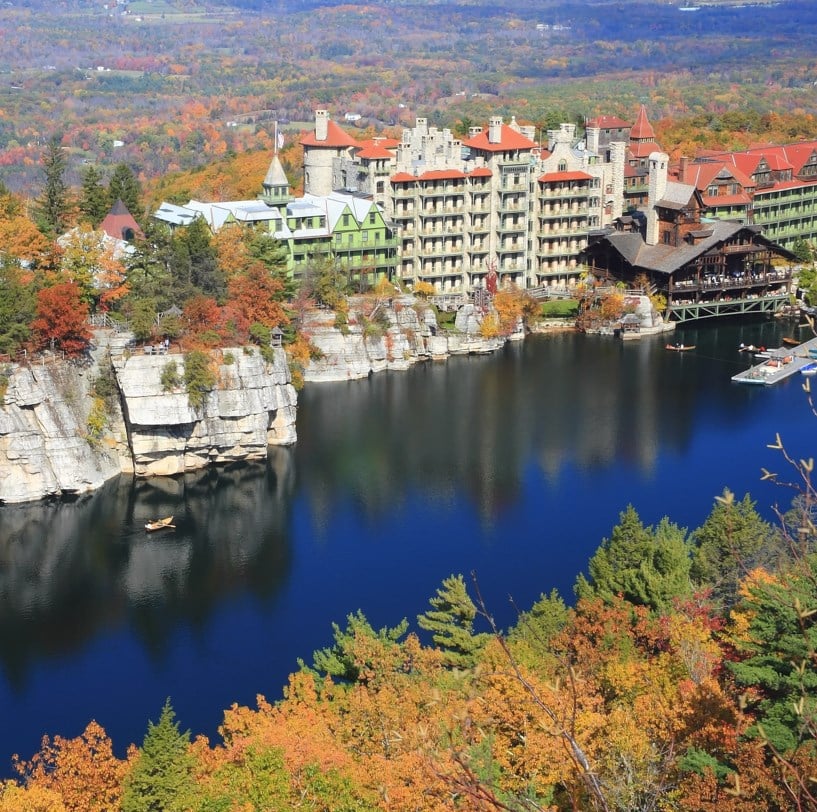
732,336,817,385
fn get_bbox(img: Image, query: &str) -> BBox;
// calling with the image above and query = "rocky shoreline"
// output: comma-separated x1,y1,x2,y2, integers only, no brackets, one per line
0,295,527,505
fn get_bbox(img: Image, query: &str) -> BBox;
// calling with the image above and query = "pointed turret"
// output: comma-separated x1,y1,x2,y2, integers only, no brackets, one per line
260,154,292,208
630,105,656,142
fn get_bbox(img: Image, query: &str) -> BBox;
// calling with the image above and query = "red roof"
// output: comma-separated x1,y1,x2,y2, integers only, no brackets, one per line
702,193,752,207
390,172,417,183
418,169,466,181
585,115,630,130
681,162,756,192
358,136,400,150
538,170,593,183
355,144,394,160
463,125,536,153
300,119,358,148
630,105,655,141
468,167,492,178
100,199,142,241
629,142,659,159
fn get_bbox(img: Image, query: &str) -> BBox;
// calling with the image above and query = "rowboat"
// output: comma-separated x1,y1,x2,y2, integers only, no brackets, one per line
145,516,175,532
666,343,696,351
801,362,817,377
782,337,800,347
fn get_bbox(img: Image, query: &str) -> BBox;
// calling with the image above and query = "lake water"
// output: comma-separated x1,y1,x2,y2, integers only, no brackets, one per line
1,318,815,771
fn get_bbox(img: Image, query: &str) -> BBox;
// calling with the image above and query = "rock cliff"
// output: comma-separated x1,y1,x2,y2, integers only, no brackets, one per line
0,339,297,504
302,295,509,383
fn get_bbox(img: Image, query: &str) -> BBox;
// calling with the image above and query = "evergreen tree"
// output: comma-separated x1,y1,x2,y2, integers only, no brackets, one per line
575,505,692,613
417,573,486,668
182,218,224,300
248,231,295,299
303,609,408,683
107,163,142,220
79,165,109,227
0,258,34,355
730,556,817,755
35,134,70,236
121,699,195,812
691,489,779,609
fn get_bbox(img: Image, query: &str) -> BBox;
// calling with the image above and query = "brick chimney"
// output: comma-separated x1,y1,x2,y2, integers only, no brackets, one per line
679,156,689,183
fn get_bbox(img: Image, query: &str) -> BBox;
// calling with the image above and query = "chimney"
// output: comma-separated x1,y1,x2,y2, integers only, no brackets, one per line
679,156,689,183
585,126,600,155
646,151,669,246
489,116,503,145
315,109,328,142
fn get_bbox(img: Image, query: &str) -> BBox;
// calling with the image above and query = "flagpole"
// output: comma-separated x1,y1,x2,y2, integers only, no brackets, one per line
274,120,278,156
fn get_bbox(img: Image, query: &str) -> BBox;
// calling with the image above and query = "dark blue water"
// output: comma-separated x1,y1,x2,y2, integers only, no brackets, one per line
0,319,815,772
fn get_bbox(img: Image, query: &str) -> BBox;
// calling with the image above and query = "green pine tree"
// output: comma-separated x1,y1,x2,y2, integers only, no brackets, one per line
121,699,195,812
79,165,109,227
108,162,143,220
34,134,70,236
575,505,691,613
691,489,779,609
730,555,817,755
417,573,486,668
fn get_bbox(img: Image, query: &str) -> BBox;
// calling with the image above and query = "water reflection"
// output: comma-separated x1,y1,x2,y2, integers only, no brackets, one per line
295,329,767,522
0,449,295,688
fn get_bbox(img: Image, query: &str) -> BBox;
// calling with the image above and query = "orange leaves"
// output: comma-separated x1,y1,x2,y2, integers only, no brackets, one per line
31,282,91,356
12,721,126,812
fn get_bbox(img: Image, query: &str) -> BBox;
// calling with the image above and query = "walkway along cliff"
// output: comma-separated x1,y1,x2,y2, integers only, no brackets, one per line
0,294,521,504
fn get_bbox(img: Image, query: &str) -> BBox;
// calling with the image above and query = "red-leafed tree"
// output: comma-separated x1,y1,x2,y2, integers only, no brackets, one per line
31,281,91,356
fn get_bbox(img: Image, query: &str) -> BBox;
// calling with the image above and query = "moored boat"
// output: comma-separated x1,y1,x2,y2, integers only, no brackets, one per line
145,516,175,532
801,362,817,377
666,343,695,351
782,337,800,347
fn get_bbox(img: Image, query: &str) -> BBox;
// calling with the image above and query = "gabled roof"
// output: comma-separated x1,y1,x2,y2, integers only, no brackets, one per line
358,136,400,150
682,161,756,191
463,125,536,153
656,181,698,210
597,220,774,275
701,192,753,207
585,114,630,130
154,201,201,227
300,119,358,148
630,105,655,141
538,170,594,183
468,167,493,178
390,172,417,183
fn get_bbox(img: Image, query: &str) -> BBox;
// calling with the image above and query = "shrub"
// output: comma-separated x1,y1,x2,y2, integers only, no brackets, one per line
413,281,435,298
91,364,119,413
0,372,8,407
161,360,181,392
249,322,271,346
86,396,107,447
183,350,216,411
223,351,235,366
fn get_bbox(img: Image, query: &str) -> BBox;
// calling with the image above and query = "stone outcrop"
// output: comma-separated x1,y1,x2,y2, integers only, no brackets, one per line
0,339,297,504
0,359,121,504
113,346,297,477
302,294,510,383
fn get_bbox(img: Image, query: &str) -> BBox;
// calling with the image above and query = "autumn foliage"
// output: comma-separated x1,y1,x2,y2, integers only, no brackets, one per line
31,282,91,356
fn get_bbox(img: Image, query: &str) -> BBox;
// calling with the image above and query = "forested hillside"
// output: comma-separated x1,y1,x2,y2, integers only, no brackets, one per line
2,0,817,193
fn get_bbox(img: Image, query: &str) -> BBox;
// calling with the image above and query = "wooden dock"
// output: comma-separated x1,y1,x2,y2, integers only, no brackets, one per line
732,336,817,385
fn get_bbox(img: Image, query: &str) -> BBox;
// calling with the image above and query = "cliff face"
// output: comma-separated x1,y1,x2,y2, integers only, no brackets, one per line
0,341,297,504
0,360,121,504
113,347,297,478
303,295,509,383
